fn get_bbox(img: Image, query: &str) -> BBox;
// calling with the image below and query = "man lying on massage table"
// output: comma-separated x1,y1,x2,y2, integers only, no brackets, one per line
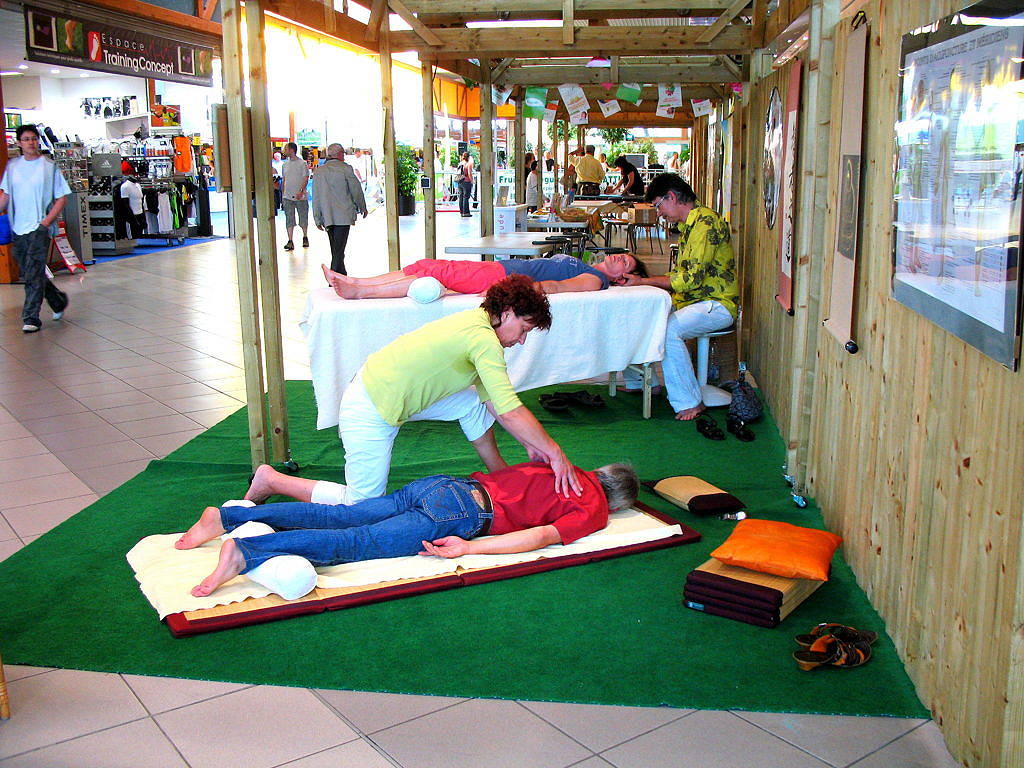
321,251,648,302
177,461,639,598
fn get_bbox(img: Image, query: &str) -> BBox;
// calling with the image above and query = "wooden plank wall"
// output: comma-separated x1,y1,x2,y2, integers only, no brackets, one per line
740,1,1024,765
739,62,796,432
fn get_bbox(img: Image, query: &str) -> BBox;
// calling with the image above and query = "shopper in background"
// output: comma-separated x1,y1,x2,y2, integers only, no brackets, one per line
457,152,474,218
574,145,606,197
0,124,71,333
312,143,367,275
271,150,283,214
524,161,545,213
280,142,310,251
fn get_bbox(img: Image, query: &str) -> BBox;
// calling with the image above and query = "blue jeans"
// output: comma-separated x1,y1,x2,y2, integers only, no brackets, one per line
221,475,489,572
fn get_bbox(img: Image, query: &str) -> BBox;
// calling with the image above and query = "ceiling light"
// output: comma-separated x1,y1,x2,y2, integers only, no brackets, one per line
586,56,611,68
18,64,28,70
0,71,24,76
50,68,60,74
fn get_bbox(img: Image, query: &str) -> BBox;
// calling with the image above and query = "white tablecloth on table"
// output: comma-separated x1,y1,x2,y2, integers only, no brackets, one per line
301,285,672,430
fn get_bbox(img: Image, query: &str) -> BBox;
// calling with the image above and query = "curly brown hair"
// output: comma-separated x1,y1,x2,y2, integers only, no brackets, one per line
480,274,552,330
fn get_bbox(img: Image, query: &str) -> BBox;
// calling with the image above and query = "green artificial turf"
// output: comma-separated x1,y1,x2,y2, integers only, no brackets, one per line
0,382,927,717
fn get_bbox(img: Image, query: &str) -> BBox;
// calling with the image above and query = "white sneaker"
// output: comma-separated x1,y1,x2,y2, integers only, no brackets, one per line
53,310,64,320
22,323,40,333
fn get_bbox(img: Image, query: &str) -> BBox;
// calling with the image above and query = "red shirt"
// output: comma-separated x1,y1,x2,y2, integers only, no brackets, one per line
470,462,609,545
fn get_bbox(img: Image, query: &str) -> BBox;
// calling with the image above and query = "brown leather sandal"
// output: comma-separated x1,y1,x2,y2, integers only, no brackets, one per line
795,622,878,648
793,635,873,671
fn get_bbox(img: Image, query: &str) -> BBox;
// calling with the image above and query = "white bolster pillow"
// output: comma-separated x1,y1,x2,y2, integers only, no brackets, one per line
407,276,444,304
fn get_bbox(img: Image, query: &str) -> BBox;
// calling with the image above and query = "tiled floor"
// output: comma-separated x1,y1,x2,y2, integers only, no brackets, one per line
0,209,958,767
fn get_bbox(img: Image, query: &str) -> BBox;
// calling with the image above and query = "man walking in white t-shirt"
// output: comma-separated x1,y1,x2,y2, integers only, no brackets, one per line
280,142,311,251
0,125,72,333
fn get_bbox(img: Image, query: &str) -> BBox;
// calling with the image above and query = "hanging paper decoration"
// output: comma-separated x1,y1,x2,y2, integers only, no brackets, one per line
558,83,591,115
543,103,557,122
523,86,548,119
569,110,589,125
691,98,713,117
598,99,621,118
658,84,683,109
656,104,676,119
492,84,513,106
616,82,642,104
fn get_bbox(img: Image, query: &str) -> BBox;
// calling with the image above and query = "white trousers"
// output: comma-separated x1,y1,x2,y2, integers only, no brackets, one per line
336,373,495,502
623,300,734,413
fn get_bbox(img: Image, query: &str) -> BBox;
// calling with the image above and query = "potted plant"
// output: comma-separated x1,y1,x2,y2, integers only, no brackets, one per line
395,143,419,216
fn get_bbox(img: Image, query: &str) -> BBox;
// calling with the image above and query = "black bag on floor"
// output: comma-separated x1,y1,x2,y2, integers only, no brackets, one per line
720,372,762,422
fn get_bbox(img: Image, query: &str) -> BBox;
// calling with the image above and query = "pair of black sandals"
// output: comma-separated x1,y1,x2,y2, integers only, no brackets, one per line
695,412,755,442
539,390,606,413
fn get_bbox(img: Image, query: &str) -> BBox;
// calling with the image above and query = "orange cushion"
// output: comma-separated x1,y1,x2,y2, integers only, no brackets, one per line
710,519,842,581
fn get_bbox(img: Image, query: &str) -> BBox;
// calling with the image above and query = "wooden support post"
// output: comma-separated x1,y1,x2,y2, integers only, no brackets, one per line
379,23,401,271
576,125,585,151
221,0,268,470
561,124,569,194
422,60,437,260
244,0,290,466
537,116,547,199
784,0,838,491
479,67,495,239
514,89,526,205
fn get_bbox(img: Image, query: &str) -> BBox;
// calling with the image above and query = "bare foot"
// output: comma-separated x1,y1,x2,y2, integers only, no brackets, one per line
321,264,359,298
674,404,706,421
244,463,278,503
191,538,245,597
175,506,225,549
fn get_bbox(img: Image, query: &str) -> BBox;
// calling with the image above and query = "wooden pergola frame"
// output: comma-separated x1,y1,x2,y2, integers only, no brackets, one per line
224,0,780,468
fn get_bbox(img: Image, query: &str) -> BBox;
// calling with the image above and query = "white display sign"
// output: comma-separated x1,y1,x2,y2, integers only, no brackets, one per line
658,84,683,108
569,110,589,125
598,99,621,118
656,104,676,119
691,98,714,117
558,83,591,115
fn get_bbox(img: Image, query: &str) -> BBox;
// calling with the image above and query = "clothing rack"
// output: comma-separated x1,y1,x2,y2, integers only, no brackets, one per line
134,177,191,244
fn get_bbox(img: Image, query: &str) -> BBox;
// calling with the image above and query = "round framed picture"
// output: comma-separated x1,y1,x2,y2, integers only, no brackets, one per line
763,86,783,229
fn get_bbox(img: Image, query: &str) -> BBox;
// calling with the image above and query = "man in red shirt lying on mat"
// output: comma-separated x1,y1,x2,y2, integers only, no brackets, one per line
321,251,647,302
177,462,639,598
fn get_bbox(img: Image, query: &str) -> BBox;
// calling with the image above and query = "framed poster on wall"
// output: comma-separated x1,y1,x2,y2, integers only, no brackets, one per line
892,3,1024,368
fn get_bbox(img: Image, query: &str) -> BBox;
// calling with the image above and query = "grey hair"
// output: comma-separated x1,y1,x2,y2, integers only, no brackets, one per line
593,463,639,512
327,143,345,158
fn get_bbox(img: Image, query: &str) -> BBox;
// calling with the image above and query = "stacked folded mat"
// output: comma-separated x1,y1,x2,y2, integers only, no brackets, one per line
684,558,826,628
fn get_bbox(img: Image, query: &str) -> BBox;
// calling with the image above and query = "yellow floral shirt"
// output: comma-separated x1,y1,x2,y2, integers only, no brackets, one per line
669,206,739,318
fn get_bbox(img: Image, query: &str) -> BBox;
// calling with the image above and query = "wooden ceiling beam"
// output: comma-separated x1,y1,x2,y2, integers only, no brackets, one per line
367,0,388,42
403,0,731,15
264,0,376,50
491,58,516,80
503,64,736,85
696,0,751,44
388,0,444,46
432,58,485,83
387,25,751,56
572,113,693,128
563,0,575,45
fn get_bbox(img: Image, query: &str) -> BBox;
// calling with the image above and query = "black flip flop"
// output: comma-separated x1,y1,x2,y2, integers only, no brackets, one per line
695,414,726,441
539,394,571,413
554,390,606,408
726,414,756,442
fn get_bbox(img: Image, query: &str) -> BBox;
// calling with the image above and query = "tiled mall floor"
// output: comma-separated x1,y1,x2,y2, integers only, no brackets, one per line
0,210,957,767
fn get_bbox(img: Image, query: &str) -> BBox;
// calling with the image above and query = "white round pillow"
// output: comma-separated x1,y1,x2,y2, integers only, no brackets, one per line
246,556,318,600
407,276,444,304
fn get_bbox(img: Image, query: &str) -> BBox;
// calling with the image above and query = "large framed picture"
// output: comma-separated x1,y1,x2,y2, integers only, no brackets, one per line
892,3,1024,368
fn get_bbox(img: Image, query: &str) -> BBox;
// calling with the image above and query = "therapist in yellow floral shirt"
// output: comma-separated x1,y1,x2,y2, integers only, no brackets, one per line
620,174,739,420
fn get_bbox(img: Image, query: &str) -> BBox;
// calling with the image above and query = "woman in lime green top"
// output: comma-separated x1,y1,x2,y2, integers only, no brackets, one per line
619,174,739,420
314,274,581,505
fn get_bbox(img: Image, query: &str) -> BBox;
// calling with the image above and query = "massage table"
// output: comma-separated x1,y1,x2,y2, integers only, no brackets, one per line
301,286,672,428
128,503,700,637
